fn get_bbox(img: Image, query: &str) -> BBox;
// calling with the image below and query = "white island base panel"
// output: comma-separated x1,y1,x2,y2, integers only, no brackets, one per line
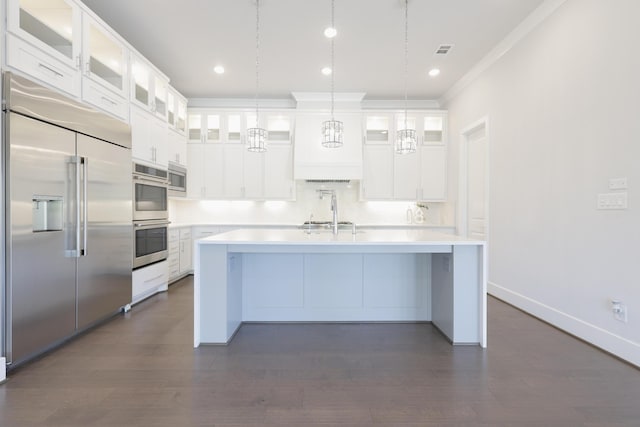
194,229,486,348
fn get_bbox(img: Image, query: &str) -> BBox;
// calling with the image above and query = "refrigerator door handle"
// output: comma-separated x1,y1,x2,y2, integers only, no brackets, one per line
80,156,88,256
65,156,81,257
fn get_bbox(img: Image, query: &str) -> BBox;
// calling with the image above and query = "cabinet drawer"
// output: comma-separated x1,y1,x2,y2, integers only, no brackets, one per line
168,241,180,255
132,261,168,301
6,33,80,98
179,228,192,240
168,229,180,242
82,79,129,121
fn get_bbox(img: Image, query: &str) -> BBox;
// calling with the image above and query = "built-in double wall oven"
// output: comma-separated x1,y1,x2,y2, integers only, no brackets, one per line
132,163,169,269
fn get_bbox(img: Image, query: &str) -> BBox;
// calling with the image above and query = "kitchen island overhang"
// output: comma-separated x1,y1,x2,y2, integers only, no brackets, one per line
194,229,487,348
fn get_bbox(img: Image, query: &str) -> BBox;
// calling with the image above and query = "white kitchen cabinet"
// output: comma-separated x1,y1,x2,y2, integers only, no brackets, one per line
6,0,82,97
167,86,187,135
243,149,264,199
223,144,245,198
419,145,447,200
131,105,168,168
132,260,168,305
361,144,393,200
168,128,187,166
178,228,192,274
188,112,221,143
264,144,295,200
167,228,180,280
188,141,294,200
360,110,448,201
130,52,169,121
168,227,192,282
187,143,223,198
81,14,127,99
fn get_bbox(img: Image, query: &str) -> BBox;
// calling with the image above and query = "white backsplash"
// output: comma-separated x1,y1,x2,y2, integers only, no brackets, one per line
169,181,454,226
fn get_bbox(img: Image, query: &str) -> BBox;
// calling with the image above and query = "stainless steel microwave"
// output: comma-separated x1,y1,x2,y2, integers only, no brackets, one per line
168,162,186,197
132,163,168,221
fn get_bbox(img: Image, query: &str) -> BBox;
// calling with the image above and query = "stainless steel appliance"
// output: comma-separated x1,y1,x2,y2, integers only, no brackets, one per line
133,163,168,221
168,162,187,197
2,72,133,367
133,220,169,268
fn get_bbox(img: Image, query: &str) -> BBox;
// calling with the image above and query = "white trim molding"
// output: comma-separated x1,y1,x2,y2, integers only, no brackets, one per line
489,282,640,368
440,0,568,106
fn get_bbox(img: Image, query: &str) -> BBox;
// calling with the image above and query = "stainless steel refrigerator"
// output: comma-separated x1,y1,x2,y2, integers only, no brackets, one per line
2,72,133,367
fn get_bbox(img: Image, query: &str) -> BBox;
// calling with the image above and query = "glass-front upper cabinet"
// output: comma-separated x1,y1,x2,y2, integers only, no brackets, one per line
82,15,127,96
267,114,292,143
188,112,220,143
167,90,176,127
8,0,82,68
226,114,242,142
364,114,392,144
423,114,446,145
176,98,187,134
131,55,151,108
168,86,187,135
153,75,168,120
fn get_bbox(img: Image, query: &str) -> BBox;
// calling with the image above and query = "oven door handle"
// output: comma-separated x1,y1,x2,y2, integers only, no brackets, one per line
134,220,171,228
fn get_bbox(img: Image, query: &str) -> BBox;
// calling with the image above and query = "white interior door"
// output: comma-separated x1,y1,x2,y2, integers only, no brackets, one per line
460,119,488,240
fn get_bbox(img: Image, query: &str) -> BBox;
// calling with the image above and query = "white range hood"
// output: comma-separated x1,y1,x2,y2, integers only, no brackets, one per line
292,93,364,180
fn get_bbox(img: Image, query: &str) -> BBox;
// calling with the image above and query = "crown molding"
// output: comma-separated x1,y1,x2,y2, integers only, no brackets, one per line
439,0,568,106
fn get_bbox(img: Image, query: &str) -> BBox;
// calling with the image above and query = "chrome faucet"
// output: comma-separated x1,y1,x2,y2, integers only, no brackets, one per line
318,190,338,234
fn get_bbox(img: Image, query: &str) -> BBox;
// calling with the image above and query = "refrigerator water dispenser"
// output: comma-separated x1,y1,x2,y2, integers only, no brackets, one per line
32,195,63,232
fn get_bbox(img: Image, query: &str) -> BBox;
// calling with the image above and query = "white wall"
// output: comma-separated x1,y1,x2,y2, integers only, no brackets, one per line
444,0,640,366
170,181,448,226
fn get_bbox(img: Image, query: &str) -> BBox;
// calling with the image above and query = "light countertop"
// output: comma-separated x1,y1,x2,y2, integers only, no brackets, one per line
198,228,484,246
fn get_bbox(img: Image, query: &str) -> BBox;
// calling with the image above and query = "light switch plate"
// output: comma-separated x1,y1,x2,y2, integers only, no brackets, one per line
609,177,628,190
597,192,628,210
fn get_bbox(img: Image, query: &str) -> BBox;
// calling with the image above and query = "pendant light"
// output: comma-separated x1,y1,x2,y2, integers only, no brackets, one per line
247,0,267,152
321,0,343,148
396,0,416,154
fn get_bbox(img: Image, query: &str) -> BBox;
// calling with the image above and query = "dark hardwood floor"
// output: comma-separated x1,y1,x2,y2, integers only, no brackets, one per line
1,276,638,426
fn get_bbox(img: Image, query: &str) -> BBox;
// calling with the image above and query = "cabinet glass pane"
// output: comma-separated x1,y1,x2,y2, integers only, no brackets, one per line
227,115,241,141
154,77,167,116
88,22,124,91
267,115,290,141
207,115,220,141
177,102,186,132
366,116,389,142
188,114,201,140
19,0,73,59
424,116,443,143
167,92,175,126
132,60,150,105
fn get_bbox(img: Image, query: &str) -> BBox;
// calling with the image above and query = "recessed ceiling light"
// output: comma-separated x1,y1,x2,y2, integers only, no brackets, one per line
321,67,332,76
213,65,225,74
428,68,441,77
324,27,337,38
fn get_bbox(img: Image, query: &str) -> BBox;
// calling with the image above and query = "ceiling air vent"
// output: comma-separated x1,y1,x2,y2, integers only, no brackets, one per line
435,44,453,55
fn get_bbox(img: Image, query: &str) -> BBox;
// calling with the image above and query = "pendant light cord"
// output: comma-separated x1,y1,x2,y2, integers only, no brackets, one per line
330,0,335,121
403,0,408,131
255,0,260,124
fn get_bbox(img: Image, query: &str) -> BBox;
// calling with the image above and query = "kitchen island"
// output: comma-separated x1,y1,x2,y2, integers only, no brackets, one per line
194,229,486,347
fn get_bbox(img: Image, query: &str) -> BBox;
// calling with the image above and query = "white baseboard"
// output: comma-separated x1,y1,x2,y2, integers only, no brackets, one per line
488,282,640,368
0,357,6,383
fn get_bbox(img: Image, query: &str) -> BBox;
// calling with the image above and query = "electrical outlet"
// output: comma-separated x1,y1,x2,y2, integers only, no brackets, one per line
609,177,628,190
611,300,628,323
597,192,628,210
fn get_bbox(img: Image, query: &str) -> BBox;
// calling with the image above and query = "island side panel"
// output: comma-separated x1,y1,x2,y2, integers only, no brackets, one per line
197,244,238,345
451,244,480,344
432,253,454,341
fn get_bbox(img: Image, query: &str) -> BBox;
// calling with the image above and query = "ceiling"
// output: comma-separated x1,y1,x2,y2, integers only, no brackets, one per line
81,0,545,101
